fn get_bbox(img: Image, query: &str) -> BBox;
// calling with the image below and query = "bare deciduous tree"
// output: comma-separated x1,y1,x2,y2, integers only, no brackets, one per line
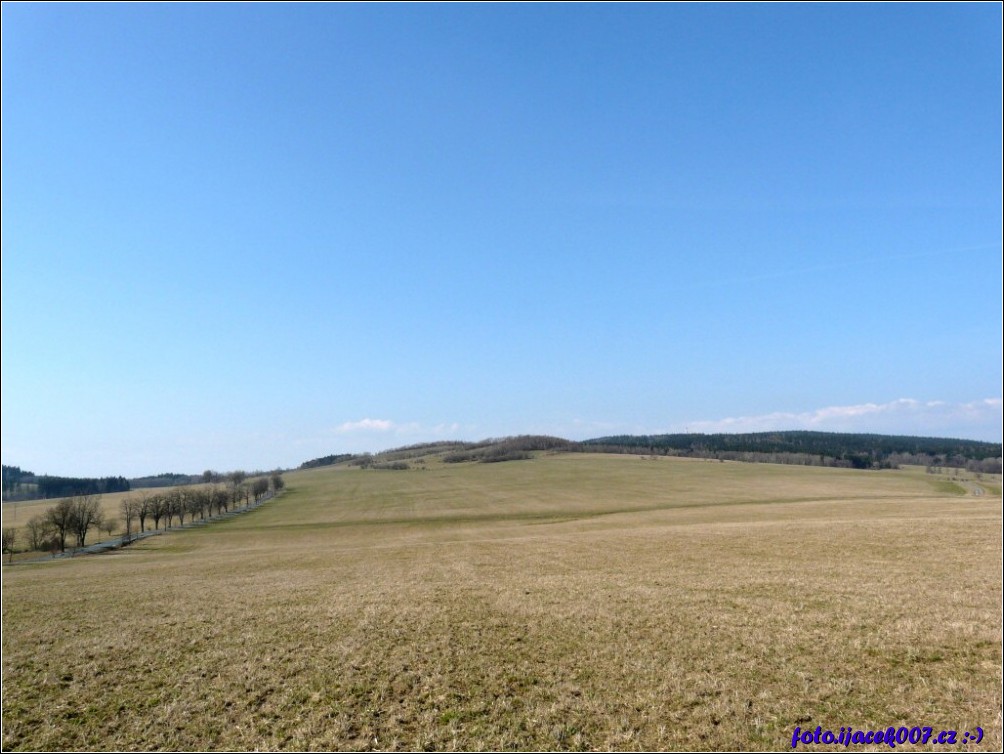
174,489,188,526
212,486,229,515
251,477,269,502
45,497,76,553
269,473,285,493
2,527,17,562
137,495,151,533
120,498,140,540
149,494,166,530
25,514,52,552
71,494,103,548
185,488,205,522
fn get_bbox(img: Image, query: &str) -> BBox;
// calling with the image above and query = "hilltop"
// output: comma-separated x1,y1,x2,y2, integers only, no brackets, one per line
299,430,1002,473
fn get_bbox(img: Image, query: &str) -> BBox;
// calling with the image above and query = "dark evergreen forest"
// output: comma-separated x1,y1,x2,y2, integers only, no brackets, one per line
2,465,130,500
580,431,1002,471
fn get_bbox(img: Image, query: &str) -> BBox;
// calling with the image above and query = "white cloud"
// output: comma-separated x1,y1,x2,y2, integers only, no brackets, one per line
679,398,1002,440
334,418,396,433
429,422,462,435
331,418,465,440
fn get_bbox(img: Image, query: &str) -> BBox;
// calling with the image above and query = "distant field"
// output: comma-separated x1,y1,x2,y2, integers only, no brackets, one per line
2,454,1000,750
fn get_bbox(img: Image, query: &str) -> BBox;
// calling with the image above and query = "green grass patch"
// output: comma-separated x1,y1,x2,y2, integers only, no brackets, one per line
929,479,968,495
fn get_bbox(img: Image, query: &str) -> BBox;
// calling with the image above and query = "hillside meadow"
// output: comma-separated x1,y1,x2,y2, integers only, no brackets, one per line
2,453,1000,751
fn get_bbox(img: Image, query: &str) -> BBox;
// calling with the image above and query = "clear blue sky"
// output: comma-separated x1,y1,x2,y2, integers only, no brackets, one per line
2,4,1001,477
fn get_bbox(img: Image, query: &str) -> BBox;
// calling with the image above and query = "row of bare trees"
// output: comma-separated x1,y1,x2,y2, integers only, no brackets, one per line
3,473,284,559
119,473,284,539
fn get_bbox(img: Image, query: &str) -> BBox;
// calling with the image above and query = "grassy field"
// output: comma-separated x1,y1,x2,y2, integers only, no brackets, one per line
2,454,1000,750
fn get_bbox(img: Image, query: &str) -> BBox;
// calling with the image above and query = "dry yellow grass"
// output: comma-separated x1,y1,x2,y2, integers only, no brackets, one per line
2,454,1000,750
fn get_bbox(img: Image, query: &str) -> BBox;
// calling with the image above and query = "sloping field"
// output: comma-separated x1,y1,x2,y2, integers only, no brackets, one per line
2,454,1000,750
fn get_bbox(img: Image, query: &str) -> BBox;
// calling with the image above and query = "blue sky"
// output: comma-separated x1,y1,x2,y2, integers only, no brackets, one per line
2,4,1001,477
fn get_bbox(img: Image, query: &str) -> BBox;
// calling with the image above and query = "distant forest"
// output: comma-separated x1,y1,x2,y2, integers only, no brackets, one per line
579,431,1002,472
2,466,283,502
2,465,130,501
129,472,201,489
299,453,358,470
